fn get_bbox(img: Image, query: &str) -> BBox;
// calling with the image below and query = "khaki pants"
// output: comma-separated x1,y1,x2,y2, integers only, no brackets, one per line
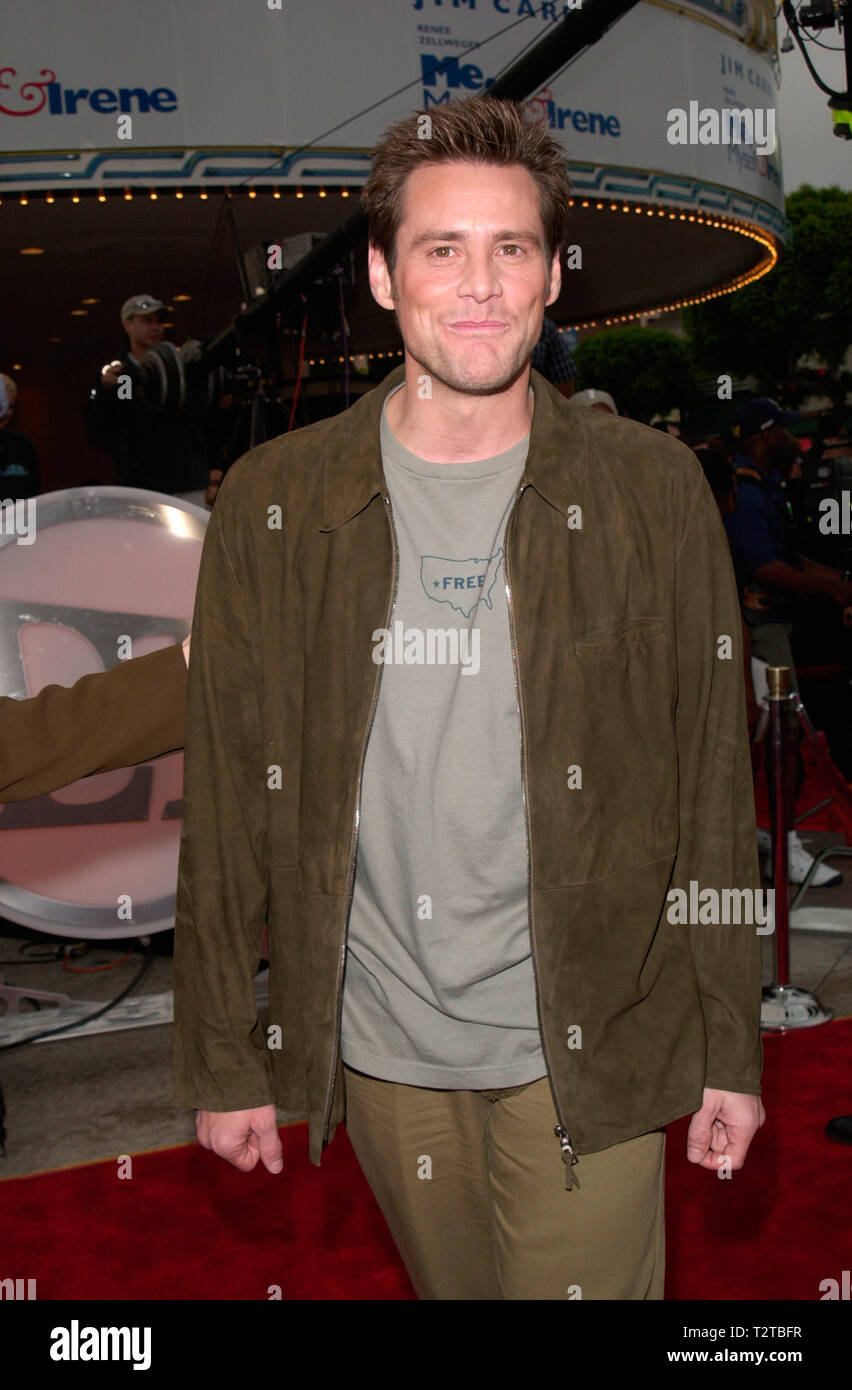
343,1063,666,1300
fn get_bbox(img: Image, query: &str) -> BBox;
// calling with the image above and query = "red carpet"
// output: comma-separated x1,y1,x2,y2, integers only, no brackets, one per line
665,1016,851,1301
1,1020,849,1300
0,1113,415,1300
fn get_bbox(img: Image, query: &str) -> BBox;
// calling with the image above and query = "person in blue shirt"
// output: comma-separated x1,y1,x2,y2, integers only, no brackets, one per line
530,316,576,399
725,396,852,677
724,396,852,885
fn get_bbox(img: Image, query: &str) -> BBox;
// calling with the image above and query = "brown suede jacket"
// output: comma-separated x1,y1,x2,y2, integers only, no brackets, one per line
0,642,187,803
167,364,763,1176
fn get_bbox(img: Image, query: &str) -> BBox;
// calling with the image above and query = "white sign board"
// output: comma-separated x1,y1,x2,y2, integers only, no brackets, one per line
0,0,783,220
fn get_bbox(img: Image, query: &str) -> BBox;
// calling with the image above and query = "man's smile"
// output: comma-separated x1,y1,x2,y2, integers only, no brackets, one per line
445,320,508,332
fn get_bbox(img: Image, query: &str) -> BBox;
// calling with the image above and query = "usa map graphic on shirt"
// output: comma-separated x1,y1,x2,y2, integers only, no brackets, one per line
420,549,503,619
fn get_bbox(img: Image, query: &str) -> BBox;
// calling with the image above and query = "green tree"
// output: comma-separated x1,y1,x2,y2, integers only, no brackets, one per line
681,184,852,407
573,326,698,422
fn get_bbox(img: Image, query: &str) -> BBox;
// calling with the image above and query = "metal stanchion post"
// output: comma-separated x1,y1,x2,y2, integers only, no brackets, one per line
769,665,791,989
760,665,832,1032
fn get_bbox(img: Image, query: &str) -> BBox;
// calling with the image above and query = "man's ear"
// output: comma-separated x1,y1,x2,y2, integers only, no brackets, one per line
545,249,562,308
368,243,396,312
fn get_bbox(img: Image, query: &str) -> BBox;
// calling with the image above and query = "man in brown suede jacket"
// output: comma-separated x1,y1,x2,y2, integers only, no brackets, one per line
169,96,765,1300
1,95,766,1302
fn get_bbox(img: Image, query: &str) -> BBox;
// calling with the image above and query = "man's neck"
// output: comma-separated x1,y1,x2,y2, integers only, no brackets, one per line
128,346,147,363
385,361,534,464
742,452,770,476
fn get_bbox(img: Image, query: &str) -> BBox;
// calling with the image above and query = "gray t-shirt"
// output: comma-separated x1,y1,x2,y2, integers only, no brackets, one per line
339,385,548,1088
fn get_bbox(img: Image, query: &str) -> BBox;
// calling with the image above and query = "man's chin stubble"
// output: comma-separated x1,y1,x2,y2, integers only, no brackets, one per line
418,350,530,398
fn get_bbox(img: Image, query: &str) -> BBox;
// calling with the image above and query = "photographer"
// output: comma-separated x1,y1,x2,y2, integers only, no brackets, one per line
85,294,214,499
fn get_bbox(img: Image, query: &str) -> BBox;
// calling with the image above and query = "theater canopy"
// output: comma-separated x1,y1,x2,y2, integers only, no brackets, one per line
0,0,788,362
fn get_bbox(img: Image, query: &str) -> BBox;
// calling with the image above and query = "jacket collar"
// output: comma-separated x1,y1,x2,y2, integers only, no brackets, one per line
320,362,590,531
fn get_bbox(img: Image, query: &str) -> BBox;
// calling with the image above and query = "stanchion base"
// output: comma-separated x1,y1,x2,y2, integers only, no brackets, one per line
788,907,852,936
761,985,833,1033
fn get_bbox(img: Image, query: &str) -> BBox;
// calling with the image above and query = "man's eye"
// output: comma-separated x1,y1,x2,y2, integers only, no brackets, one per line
500,244,523,256
432,246,454,258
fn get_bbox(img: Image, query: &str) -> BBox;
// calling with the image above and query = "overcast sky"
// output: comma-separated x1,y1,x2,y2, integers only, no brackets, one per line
776,13,851,193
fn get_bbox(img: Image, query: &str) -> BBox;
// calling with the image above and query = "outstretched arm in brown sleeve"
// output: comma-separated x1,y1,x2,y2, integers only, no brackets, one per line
0,639,189,804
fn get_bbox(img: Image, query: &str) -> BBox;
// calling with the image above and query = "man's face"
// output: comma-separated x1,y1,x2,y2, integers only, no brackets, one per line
368,160,561,396
123,311,164,353
757,424,799,478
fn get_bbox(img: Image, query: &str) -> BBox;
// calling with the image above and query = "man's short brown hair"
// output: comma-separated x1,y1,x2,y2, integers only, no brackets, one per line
361,94,572,275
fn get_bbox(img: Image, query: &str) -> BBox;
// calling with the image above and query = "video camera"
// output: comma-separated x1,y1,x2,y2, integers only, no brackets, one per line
131,226,358,439
134,340,231,417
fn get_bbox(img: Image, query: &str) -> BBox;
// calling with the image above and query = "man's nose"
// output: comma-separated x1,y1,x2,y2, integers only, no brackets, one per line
457,250,501,299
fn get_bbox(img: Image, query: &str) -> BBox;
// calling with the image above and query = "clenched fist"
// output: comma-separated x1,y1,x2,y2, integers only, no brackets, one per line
195,1105,284,1174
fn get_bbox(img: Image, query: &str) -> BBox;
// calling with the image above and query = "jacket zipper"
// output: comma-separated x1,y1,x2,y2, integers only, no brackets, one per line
321,492,400,1147
504,481,580,1192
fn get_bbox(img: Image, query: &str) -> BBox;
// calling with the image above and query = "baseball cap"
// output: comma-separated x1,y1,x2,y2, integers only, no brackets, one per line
567,388,618,415
120,294,165,322
731,396,799,443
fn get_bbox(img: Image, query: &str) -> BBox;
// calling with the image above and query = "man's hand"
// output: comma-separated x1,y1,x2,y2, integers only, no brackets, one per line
686,1088,765,1173
100,360,124,390
195,1105,284,1174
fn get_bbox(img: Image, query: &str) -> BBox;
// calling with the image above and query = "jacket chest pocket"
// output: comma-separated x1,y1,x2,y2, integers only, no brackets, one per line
535,616,679,888
574,616,668,659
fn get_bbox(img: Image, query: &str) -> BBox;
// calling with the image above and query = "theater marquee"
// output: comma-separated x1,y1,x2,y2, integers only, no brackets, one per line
0,0,786,241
